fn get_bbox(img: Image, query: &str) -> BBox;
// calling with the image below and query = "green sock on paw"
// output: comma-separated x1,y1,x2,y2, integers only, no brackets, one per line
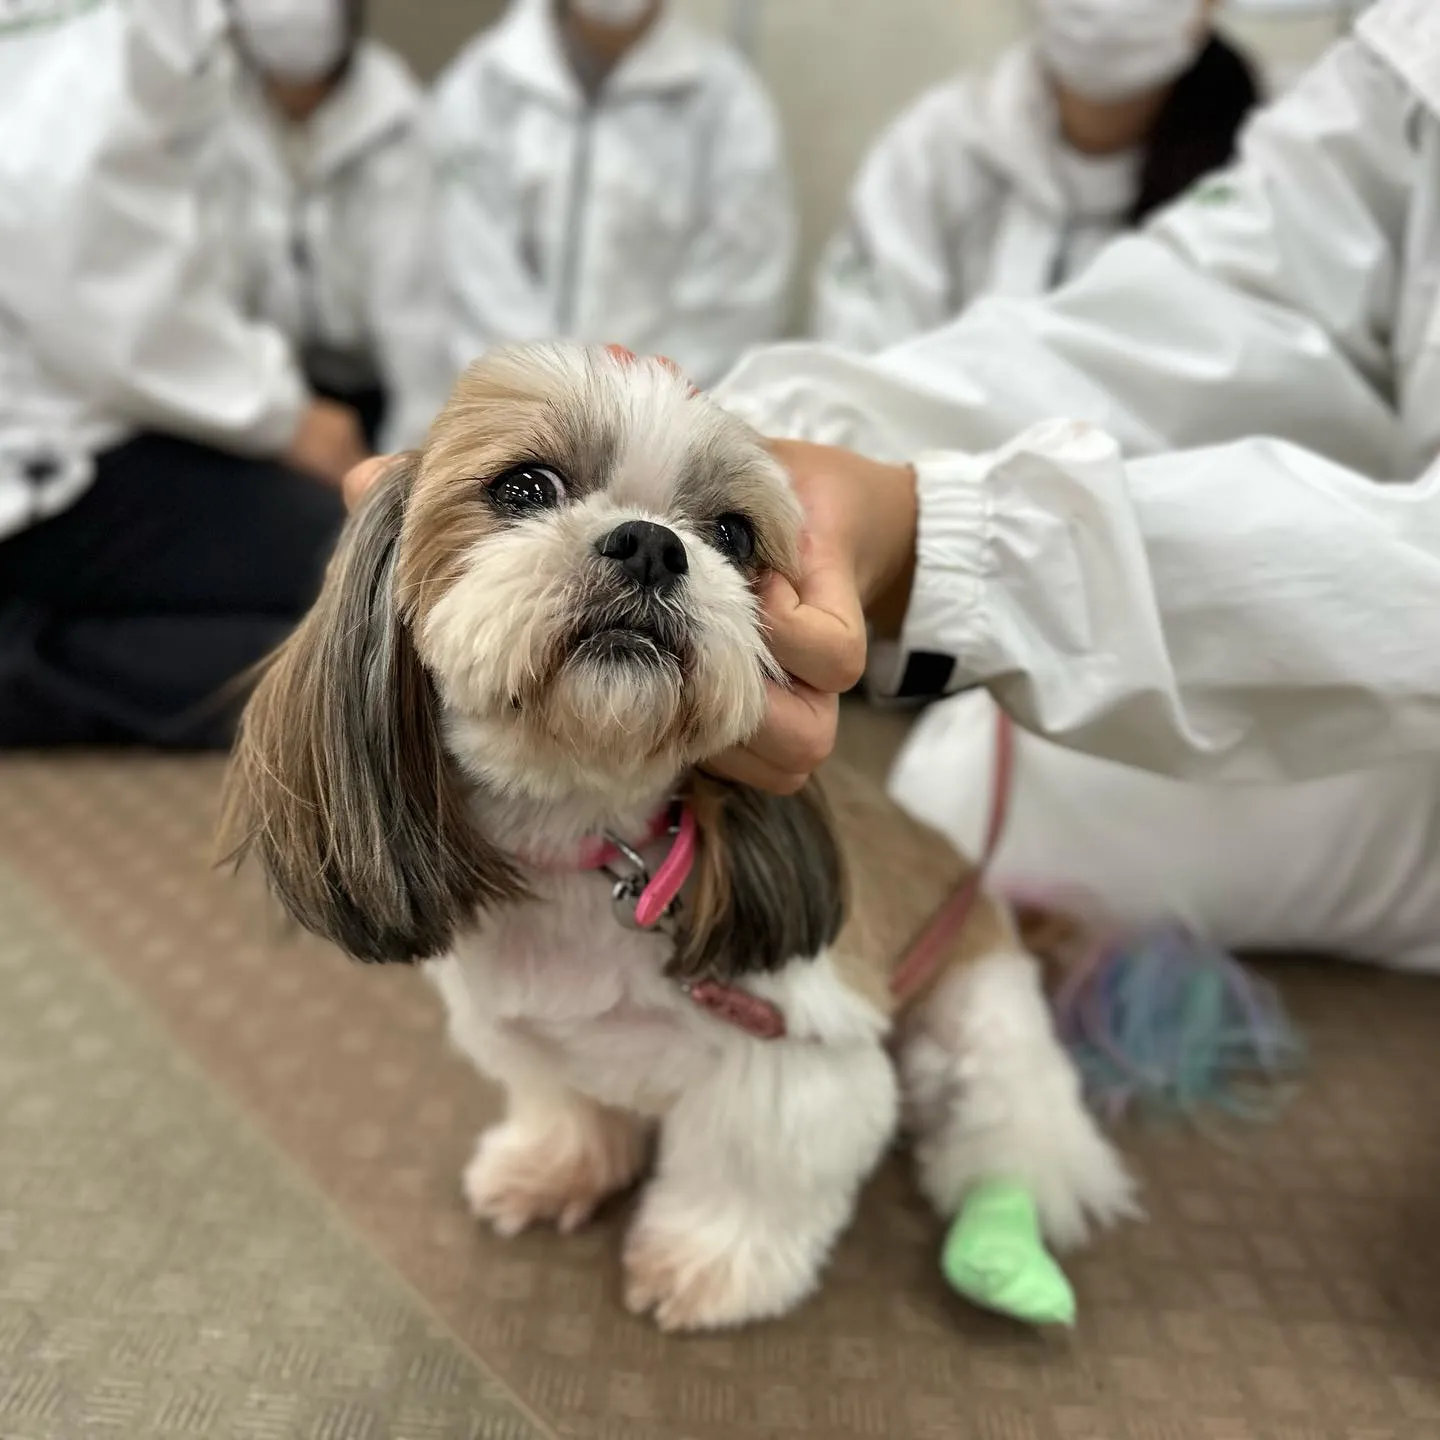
941,1180,1076,1327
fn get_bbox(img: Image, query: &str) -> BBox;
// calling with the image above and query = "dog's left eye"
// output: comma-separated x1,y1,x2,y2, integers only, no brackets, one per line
487,464,567,514
711,512,756,564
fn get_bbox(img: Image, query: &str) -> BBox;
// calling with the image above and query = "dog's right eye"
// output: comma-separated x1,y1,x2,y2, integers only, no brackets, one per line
486,464,567,515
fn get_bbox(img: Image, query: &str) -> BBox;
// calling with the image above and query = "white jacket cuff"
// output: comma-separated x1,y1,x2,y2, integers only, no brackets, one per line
868,448,993,698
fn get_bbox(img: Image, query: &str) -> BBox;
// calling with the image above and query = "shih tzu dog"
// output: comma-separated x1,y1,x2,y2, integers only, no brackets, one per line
222,344,1132,1331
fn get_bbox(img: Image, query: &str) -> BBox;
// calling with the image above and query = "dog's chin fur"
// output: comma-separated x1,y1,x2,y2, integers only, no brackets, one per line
430,580,773,808
442,670,754,812
221,343,1136,1333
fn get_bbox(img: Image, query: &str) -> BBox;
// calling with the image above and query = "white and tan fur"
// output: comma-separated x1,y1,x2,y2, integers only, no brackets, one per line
222,344,1134,1331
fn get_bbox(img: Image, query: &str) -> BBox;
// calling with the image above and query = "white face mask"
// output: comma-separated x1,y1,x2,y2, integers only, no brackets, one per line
232,0,349,83
1035,0,1205,102
569,0,654,26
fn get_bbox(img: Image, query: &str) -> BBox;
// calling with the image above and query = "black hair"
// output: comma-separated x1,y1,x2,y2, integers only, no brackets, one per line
344,0,366,47
1128,33,1263,227
331,0,367,84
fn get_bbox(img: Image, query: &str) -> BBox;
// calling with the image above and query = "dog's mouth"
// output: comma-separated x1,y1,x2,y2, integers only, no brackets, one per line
572,624,672,666
569,601,689,669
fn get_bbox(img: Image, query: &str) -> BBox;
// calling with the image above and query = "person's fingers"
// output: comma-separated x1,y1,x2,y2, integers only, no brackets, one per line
705,678,837,792
757,679,838,771
342,454,396,511
703,746,808,795
760,568,867,695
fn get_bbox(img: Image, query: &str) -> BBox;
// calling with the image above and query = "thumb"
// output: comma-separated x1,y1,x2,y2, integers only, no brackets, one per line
759,556,866,696
342,454,397,512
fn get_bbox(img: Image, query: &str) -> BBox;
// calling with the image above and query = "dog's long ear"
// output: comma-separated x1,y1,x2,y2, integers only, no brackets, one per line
671,774,847,981
219,456,526,963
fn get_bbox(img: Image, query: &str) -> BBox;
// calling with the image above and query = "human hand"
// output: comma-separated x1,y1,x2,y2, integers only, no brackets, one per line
341,453,397,511
706,439,917,794
282,398,370,487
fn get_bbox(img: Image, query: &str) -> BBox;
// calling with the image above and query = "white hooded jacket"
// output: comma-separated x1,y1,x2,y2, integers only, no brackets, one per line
432,0,796,389
720,0,1440,787
813,44,1140,354
225,39,454,450
0,0,307,540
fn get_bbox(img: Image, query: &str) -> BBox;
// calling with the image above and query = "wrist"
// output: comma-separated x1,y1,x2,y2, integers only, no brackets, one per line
856,461,917,639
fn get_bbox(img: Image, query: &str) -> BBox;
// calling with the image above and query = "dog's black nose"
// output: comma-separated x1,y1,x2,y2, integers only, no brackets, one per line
596,520,689,592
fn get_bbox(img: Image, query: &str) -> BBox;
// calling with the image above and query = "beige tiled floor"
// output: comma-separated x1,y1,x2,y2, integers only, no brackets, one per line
0,865,541,1440
2,731,1439,1438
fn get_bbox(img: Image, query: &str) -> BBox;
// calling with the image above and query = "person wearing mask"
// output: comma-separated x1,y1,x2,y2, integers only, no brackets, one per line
226,0,454,450
432,0,796,389
0,0,360,748
695,0,1440,974
814,0,1262,353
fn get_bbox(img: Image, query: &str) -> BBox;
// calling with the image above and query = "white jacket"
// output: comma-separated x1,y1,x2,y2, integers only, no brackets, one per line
0,0,306,540
813,44,1138,354
225,40,453,450
432,0,796,389
720,0,1440,786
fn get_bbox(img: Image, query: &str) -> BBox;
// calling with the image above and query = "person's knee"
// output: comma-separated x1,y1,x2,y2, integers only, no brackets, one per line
260,468,347,612
287,475,347,564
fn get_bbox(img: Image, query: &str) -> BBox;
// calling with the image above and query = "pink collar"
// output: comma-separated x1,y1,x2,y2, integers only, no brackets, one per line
525,806,677,876
521,802,698,932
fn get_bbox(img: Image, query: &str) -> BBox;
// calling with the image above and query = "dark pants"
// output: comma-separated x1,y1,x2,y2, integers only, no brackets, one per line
0,432,344,749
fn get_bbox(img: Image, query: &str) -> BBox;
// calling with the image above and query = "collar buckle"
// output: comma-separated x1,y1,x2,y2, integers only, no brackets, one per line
601,809,683,935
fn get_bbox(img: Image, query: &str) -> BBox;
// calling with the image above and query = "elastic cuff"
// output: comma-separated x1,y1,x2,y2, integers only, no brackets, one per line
892,449,994,698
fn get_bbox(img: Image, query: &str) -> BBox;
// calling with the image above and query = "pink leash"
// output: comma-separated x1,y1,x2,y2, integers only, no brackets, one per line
889,707,1015,1006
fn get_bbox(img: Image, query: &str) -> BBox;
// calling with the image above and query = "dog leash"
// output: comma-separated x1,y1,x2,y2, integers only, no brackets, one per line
594,707,1016,1041
889,706,1016,1007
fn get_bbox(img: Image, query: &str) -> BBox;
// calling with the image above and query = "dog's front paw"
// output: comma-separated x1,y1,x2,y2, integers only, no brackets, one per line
463,1102,648,1238
622,1205,824,1332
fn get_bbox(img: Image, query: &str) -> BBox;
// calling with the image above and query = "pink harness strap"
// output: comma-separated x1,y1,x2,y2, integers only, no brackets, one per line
889,708,1016,1006
683,979,788,1040
537,707,1015,1045
685,707,1013,1041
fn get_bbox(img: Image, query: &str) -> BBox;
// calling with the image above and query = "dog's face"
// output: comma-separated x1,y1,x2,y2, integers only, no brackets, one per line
221,345,804,963
398,346,801,798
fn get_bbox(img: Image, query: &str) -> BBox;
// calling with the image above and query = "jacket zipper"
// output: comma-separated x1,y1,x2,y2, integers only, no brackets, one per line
292,207,316,342
556,102,596,334
1046,215,1075,292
